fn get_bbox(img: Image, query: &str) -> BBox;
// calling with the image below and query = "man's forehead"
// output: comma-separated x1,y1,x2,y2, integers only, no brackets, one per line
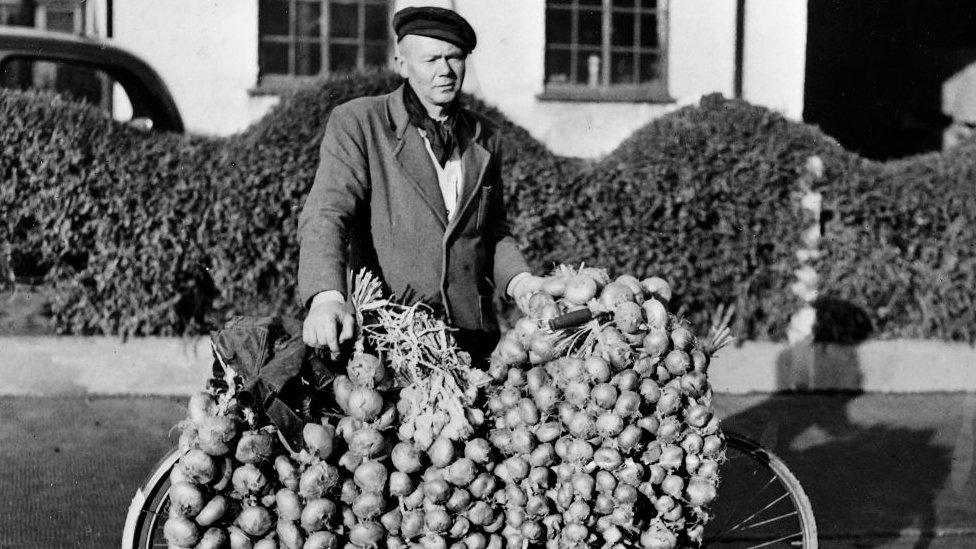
398,34,466,57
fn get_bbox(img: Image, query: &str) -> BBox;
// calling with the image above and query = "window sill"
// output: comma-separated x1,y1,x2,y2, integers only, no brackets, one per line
537,84,674,104
248,76,322,97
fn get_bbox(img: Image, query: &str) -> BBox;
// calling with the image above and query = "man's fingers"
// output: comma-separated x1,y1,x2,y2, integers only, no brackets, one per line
339,313,356,343
323,317,340,352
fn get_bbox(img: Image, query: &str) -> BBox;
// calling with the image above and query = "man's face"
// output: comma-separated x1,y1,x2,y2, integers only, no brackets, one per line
395,35,467,109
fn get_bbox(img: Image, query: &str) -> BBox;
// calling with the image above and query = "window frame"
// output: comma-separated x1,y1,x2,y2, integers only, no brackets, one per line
256,0,393,90
540,0,673,103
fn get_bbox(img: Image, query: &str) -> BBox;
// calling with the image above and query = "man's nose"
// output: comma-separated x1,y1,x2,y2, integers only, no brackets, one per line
434,58,454,77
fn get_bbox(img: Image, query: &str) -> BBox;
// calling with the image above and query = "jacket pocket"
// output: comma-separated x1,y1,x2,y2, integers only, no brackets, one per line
475,185,492,230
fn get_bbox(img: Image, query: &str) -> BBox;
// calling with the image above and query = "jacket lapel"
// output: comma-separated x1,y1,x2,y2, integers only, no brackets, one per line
446,112,490,239
388,86,448,228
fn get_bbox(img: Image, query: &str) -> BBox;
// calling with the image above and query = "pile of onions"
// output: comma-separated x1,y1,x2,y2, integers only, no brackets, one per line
485,266,724,548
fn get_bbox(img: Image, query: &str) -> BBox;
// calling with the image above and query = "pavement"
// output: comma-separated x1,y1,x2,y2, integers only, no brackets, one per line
0,392,974,548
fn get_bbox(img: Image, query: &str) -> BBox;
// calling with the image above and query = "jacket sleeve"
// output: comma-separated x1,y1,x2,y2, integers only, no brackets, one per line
297,105,369,309
483,133,531,297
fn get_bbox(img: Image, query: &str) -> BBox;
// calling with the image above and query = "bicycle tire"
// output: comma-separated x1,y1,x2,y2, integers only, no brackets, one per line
703,432,818,548
121,447,181,549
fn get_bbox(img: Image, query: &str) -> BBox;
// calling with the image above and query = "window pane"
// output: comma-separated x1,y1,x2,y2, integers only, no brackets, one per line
612,11,635,46
260,41,290,75
329,2,359,39
639,52,662,83
296,41,322,75
578,0,602,5
364,4,388,40
639,0,658,8
259,0,290,36
640,12,659,47
611,52,635,84
329,43,359,72
44,10,77,33
548,0,571,4
546,7,571,44
545,48,571,84
1,59,110,111
612,0,636,7
576,48,601,85
297,2,321,38
577,9,602,46
365,44,389,68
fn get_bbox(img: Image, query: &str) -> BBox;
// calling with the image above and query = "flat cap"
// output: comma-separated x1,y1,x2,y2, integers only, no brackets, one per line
393,6,477,53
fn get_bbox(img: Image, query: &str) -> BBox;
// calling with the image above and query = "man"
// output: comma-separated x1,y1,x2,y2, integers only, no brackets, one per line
298,6,541,359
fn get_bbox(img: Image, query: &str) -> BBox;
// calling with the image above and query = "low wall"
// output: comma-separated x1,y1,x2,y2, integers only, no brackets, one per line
0,337,972,396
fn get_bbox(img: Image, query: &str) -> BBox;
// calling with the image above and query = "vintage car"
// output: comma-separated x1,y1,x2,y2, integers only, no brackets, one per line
0,26,183,132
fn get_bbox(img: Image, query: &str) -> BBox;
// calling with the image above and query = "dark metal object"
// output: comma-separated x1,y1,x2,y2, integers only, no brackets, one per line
0,26,183,132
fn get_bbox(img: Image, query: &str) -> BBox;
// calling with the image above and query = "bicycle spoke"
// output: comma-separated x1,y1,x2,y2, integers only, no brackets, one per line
726,492,791,533
743,532,802,549
709,473,780,538
745,510,799,530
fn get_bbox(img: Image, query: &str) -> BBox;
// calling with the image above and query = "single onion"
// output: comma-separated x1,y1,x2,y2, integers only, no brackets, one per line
658,444,684,470
448,458,478,486
613,483,638,504
195,416,237,456
529,466,551,487
670,326,695,350
616,461,644,486
596,413,625,437
697,459,720,478
349,522,385,547
567,438,594,463
180,449,217,485
596,470,617,493
400,510,425,537
237,505,273,537
352,492,385,520
702,435,724,458
507,366,528,387
664,350,691,375
686,475,718,506
532,385,559,412
600,282,636,311
614,369,640,392
232,464,269,496
613,301,644,334
617,425,643,452
277,520,305,549
346,388,384,421
197,527,230,549
640,277,672,302
591,383,618,409
447,487,473,512
564,381,591,407
583,356,612,383
613,391,641,417
468,472,497,500
572,472,595,501
187,392,217,424
381,509,403,535
661,474,684,498
168,482,205,518
529,443,555,466
425,508,452,533
391,442,423,473
686,452,702,473
195,495,229,527
656,415,682,443
428,437,456,468
685,404,712,428
518,399,540,426
304,531,337,549
564,275,598,304
301,424,335,460
681,433,704,455
594,447,623,470
640,379,662,403
353,460,388,493
164,517,201,547
299,462,339,499
641,299,670,330
535,421,562,443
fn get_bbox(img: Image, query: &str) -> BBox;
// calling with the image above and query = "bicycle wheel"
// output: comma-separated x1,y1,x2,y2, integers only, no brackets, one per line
121,447,181,549
703,432,818,548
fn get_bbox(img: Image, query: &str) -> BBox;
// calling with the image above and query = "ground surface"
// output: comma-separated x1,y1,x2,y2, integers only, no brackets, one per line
0,392,973,548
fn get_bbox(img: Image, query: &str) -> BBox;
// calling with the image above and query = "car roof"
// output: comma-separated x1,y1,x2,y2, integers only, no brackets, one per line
0,27,184,132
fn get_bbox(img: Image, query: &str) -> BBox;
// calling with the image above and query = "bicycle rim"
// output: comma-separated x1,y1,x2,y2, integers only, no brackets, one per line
703,432,818,548
120,448,180,549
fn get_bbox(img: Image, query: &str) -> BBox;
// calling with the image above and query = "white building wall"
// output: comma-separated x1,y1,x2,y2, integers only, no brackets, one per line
445,0,740,158
742,0,807,119
112,0,278,136
105,0,807,155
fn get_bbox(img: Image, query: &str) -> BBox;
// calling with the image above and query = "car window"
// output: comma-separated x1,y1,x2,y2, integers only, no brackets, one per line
0,56,135,123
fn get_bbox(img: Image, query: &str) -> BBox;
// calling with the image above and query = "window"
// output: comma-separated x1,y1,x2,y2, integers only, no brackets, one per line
544,0,669,102
258,0,391,84
0,0,34,26
0,57,133,122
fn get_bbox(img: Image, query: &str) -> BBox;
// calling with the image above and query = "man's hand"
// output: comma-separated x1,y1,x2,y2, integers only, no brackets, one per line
303,293,357,352
508,273,545,315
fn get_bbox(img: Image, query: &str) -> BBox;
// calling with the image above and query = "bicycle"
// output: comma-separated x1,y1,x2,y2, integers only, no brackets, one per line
121,430,816,548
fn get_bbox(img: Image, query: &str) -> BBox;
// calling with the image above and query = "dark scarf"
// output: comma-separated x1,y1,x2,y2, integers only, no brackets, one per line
403,83,462,167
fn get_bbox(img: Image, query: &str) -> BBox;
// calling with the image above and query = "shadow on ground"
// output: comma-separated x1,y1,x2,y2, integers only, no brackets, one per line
717,299,953,547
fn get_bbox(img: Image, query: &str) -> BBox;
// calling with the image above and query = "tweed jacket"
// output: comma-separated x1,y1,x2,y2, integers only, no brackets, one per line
297,84,530,332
